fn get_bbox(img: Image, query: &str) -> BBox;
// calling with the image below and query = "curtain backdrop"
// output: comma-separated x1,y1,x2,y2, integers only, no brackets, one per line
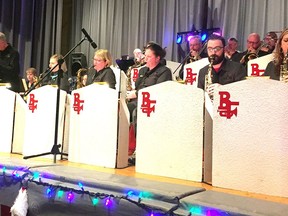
0,0,63,77
0,0,287,78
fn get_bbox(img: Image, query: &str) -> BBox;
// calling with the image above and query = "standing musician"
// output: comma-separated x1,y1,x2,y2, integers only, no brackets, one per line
179,35,207,79
0,32,21,92
197,34,246,98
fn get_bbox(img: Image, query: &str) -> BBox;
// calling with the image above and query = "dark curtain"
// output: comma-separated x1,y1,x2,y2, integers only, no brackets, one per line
0,0,63,78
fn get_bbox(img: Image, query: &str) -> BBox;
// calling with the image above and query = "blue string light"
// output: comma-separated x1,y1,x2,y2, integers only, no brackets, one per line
0,166,227,216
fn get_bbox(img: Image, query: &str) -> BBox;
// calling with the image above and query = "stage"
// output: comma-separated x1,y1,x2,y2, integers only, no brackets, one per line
0,153,288,216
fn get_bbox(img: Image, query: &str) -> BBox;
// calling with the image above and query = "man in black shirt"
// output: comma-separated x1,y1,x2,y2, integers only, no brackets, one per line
197,34,246,98
0,32,20,92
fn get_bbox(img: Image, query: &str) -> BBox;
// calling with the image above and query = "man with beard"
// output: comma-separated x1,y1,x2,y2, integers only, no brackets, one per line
197,34,246,98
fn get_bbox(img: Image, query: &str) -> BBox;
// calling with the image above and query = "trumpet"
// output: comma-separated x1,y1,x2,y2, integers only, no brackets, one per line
240,41,268,65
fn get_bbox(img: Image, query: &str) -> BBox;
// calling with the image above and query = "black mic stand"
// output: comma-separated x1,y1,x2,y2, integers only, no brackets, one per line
23,37,88,163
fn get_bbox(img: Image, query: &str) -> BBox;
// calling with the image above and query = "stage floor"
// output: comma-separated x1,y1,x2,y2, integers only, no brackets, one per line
0,153,288,216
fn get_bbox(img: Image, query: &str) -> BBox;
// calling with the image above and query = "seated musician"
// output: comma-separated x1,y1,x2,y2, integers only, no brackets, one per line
76,68,88,89
86,49,116,89
179,35,207,79
25,67,38,90
263,28,288,82
42,54,70,92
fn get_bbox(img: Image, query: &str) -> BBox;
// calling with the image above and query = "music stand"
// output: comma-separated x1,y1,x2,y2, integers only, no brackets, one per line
23,36,95,163
115,58,135,73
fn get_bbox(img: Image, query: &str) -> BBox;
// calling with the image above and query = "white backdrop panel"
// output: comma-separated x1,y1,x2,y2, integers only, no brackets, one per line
212,78,288,198
136,81,204,182
69,84,118,168
23,86,67,159
0,88,15,153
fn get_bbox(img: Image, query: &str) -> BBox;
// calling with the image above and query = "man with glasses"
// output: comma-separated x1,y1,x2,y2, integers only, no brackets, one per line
233,33,269,64
179,35,207,79
197,34,246,98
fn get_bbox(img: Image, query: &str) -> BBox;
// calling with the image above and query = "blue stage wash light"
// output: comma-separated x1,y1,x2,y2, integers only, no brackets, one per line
176,35,183,44
92,197,99,206
201,33,207,42
2,167,6,173
67,191,75,203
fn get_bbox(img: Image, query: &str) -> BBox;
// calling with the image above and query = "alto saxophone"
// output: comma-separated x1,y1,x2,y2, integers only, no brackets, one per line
205,56,214,100
126,66,133,91
280,52,288,83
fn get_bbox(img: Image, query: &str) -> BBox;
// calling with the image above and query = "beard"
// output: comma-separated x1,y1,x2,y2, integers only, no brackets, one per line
209,53,225,65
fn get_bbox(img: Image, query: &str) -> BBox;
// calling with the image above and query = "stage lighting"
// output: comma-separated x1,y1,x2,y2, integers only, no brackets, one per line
187,35,194,42
201,33,207,42
176,35,183,44
212,28,222,36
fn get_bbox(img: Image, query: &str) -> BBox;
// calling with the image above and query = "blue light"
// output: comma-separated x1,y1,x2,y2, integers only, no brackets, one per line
176,35,183,44
201,33,207,42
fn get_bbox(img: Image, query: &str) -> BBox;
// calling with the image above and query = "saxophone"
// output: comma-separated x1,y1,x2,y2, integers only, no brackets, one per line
205,56,215,100
280,51,288,83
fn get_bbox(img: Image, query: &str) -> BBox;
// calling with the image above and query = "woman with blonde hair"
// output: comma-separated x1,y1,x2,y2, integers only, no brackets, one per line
264,28,288,81
86,49,116,89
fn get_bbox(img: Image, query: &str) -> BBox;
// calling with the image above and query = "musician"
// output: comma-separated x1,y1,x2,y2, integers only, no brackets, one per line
76,68,88,89
126,42,172,122
225,37,239,60
263,31,278,54
232,33,269,64
197,34,246,97
179,35,207,79
86,49,116,89
42,54,70,92
0,32,21,92
25,67,38,90
133,48,145,66
264,28,288,81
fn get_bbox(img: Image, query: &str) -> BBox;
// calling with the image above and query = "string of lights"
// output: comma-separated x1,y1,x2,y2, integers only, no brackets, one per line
0,165,227,216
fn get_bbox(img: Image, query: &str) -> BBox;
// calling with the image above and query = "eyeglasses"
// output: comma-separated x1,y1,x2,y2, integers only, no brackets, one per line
247,40,259,45
207,46,223,52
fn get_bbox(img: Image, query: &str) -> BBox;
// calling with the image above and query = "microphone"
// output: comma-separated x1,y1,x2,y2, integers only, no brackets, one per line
81,28,97,49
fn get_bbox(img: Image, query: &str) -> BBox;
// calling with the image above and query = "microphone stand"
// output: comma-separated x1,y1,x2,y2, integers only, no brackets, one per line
23,37,88,163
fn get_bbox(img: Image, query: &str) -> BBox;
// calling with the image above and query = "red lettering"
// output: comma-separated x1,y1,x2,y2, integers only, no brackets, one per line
73,93,84,114
140,92,156,117
217,91,239,119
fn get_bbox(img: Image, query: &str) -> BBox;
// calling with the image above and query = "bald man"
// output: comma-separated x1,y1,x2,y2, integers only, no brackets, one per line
232,33,269,65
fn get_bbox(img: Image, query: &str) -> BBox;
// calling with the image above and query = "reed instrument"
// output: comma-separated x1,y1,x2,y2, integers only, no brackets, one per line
280,51,288,83
205,56,215,100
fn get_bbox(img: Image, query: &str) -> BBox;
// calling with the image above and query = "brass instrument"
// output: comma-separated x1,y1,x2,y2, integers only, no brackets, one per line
126,57,145,91
189,41,207,63
205,56,214,100
240,41,268,65
280,51,288,83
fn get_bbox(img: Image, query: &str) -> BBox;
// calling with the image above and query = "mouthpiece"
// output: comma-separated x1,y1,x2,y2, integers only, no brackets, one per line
209,55,215,62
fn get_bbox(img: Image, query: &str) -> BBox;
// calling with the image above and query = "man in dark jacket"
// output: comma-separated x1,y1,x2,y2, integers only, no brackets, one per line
0,32,20,92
